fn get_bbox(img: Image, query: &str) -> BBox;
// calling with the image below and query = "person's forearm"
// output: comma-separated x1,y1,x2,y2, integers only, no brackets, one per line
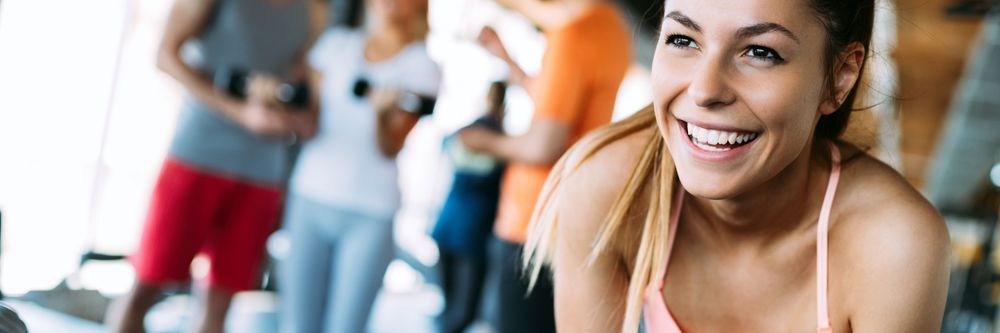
307,0,330,46
486,132,563,166
157,49,243,122
294,90,322,139
291,69,323,139
375,108,419,158
501,57,540,102
505,57,534,90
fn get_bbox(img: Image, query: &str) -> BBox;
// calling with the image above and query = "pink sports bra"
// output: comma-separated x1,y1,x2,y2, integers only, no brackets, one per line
642,142,842,333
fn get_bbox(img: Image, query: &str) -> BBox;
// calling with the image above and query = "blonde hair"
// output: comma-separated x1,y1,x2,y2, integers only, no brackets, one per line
523,105,676,333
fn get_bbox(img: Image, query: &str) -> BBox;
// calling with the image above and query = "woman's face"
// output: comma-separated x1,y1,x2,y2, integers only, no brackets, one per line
652,0,832,199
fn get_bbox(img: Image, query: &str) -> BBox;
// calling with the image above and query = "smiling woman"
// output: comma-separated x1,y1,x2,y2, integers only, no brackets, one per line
522,0,950,332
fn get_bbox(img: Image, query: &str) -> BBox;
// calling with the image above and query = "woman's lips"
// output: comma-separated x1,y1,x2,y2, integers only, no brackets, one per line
676,119,760,162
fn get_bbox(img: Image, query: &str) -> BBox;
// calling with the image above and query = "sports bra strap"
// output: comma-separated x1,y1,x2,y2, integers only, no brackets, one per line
817,141,841,330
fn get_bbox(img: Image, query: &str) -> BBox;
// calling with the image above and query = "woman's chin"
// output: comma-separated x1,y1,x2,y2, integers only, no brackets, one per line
676,171,746,201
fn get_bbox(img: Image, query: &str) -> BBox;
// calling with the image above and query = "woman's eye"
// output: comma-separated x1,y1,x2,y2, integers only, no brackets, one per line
665,35,699,49
745,46,784,63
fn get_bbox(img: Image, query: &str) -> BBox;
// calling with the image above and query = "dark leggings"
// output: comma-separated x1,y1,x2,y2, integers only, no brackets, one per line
437,251,487,333
488,237,556,333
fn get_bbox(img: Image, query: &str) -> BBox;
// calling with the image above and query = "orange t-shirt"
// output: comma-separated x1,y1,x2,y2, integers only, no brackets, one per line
493,4,632,243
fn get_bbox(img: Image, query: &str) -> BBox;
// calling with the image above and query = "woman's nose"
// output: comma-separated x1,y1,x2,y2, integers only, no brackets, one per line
687,57,736,109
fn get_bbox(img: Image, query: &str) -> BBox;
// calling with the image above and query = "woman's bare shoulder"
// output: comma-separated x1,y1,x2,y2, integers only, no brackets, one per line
833,143,945,234
559,127,653,210
544,124,653,333
830,143,950,329
554,126,653,238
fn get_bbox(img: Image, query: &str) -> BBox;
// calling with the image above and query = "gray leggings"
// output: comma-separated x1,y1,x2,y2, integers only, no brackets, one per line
278,194,394,333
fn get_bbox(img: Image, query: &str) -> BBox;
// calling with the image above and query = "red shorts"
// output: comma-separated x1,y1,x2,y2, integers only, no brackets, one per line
131,159,283,292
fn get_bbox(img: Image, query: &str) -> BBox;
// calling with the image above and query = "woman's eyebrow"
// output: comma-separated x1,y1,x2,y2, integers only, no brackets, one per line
736,22,801,44
664,11,701,32
664,10,801,45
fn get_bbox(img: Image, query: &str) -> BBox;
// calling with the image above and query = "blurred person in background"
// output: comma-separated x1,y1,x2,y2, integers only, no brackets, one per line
432,81,508,333
111,0,326,332
459,0,633,331
276,0,440,331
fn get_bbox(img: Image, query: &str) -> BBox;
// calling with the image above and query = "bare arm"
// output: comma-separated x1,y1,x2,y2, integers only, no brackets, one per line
283,69,323,140
460,119,569,166
547,131,650,332
842,188,950,332
478,26,536,94
307,0,329,47
285,0,328,84
466,22,588,165
375,109,420,158
284,0,330,139
553,181,628,332
156,0,243,121
370,89,421,158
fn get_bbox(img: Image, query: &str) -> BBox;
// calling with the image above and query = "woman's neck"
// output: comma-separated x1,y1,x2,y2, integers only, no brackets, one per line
685,139,833,250
365,23,418,63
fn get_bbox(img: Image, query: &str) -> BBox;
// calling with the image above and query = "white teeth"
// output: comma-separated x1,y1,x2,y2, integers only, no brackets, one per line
707,130,720,145
685,122,759,148
693,140,730,152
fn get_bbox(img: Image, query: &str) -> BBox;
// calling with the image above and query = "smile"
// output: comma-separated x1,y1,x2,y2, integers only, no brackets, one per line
683,121,760,152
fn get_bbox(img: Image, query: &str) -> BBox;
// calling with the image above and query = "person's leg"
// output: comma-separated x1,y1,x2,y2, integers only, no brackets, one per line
115,282,164,333
440,252,487,333
277,195,336,333
437,251,458,333
463,254,488,331
191,286,234,333
116,160,220,333
325,209,394,333
492,238,555,333
200,179,283,333
480,237,505,328
492,237,522,333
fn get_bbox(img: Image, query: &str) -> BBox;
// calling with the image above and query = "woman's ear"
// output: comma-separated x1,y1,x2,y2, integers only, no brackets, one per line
820,42,866,116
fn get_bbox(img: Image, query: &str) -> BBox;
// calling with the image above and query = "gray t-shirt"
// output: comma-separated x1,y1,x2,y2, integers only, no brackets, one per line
168,0,309,185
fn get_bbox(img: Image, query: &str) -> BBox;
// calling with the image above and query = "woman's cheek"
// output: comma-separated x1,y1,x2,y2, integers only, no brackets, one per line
651,61,691,109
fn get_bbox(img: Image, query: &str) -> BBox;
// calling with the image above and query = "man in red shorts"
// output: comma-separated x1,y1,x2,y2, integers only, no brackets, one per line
111,0,325,332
